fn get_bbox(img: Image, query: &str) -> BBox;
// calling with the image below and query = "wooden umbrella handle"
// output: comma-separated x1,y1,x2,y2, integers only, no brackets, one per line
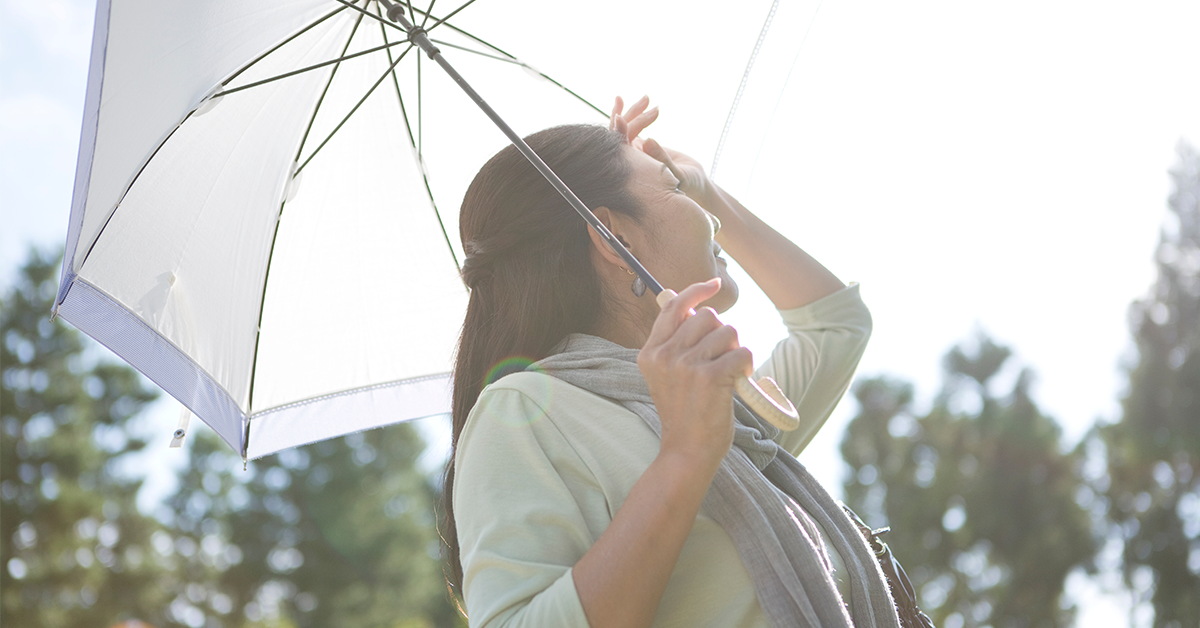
656,290,800,431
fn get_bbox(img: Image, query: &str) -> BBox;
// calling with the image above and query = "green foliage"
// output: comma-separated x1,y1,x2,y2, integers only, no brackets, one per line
1100,140,1200,626
1,248,172,628
841,335,1096,627
165,423,465,628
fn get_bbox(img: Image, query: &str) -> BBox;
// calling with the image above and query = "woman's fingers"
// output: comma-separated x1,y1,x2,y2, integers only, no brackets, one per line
714,345,755,379
642,138,713,203
625,106,659,141
644,279,721,348
685,319,741,361
609,96,624,131
642,278,748,376
641,138,681,179
623,95,650,120
667,306,724,354
610,95,658,143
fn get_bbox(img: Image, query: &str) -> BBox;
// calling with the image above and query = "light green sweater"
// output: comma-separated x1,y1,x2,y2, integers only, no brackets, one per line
453,284,872,628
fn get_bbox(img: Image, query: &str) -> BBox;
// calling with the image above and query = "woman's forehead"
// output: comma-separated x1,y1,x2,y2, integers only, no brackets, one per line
625,145,674,182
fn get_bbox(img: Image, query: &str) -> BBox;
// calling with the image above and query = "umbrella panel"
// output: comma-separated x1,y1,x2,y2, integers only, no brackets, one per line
59,0,606,458
70,10,359,453
251,18,468,451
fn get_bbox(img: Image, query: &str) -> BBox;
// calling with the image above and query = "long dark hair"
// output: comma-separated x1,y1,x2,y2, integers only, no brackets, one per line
442,124,641,595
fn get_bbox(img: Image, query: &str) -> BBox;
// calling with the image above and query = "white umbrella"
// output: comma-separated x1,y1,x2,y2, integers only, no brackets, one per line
52,0,608,460
53,0,806,462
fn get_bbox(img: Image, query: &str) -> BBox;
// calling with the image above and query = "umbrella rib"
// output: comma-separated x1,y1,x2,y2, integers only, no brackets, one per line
417,49,423,155
711,0,824,180
295,44,415,175
429,38,518,64
214,40,409,98
424,0,478,34
294,8,369,161
420,0,438,30
396,1,606,118
333,0,407,34
247,8,369,421
430,24,607,118
379,11,461,270
220,4,352,88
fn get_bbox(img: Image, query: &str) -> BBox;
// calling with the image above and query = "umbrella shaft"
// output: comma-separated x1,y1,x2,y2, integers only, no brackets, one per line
387,7,664,296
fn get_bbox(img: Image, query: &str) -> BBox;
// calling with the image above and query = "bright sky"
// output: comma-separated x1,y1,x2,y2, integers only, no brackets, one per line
3,0,1197,623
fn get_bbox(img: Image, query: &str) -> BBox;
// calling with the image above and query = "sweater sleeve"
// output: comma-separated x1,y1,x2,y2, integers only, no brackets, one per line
453,385,595,628
753,283,872,457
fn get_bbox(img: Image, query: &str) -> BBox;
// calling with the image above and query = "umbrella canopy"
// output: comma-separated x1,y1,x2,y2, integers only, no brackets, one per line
53,0,605,459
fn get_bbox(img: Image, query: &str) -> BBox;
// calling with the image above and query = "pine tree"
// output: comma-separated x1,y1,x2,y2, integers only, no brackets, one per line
842,334,1095,627
1101,140,1200,626
1,248,173,627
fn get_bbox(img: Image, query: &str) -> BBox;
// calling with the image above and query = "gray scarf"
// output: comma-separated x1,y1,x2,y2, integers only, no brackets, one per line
534,334,900,628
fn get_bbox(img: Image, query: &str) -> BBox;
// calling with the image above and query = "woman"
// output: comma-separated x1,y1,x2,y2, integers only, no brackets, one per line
444,96,901,628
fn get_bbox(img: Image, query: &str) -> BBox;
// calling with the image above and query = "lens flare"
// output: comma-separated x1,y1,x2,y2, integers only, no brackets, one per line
484,356,540,385
484,356,553,426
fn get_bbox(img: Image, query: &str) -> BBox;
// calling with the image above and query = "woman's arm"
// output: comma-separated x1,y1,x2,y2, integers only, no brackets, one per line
754,285,873,455
457,280,749,628
574,278,750,627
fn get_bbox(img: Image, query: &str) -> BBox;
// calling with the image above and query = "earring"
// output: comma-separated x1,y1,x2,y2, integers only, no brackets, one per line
624,267,647,297
628,268,648,298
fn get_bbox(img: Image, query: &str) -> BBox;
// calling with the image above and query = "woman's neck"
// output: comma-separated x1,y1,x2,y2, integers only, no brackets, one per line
587,300,655,350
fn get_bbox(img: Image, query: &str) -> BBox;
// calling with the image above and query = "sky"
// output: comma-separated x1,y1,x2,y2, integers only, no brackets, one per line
3,0,1198,623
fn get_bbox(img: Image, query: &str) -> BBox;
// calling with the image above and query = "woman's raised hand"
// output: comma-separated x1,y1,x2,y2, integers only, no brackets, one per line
610,96,717,204
610,95,659,149
638,278,752,473
641,138,721,212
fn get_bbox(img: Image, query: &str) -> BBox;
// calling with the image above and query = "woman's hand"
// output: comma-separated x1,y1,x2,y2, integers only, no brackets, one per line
610,95,719,208
641,138,724,217
638,278,752,472
632,103,847,310
610,95,658,150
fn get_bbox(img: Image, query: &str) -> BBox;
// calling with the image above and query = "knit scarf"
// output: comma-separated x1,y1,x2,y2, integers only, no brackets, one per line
534,333,901,628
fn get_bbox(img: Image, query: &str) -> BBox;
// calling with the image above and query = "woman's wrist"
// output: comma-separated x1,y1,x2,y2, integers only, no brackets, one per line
654,436,727,489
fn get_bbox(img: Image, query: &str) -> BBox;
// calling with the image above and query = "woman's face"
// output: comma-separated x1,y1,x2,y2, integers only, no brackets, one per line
622,145,739,313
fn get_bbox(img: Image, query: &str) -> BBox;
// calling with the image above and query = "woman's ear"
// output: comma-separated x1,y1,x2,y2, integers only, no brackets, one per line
587,206,638,269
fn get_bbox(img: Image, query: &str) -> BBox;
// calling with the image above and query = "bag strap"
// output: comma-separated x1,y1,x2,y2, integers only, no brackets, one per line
841,506,937,628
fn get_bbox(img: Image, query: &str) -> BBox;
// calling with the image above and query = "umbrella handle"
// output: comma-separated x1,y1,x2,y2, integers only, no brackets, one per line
656,290,800,432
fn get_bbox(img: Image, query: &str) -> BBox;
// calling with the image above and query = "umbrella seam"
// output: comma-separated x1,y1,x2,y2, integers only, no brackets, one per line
247,406,451,460
252,373,451,418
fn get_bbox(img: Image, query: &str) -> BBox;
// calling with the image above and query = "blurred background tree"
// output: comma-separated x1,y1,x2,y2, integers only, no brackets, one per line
2,248,463,628
841,334,1096,627
165,424,464,628
1099,140,1200,626
1,248,173,628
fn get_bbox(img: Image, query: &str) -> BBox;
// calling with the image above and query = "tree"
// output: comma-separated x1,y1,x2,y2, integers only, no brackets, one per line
165,423,465,628
841,334,1096,627
1100,140,1200,626
1,248,173,627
